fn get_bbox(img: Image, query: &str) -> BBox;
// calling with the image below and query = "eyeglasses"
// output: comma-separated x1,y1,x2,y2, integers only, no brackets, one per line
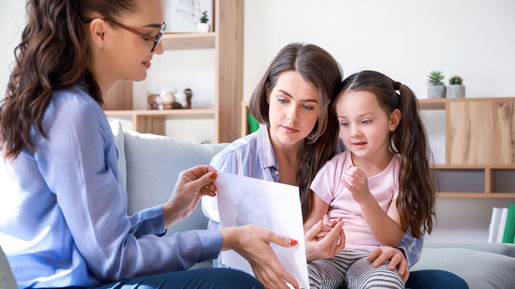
85,18,166,53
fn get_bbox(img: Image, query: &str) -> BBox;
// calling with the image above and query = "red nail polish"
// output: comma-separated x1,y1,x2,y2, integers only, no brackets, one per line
210,172,217,179
288,239,298,246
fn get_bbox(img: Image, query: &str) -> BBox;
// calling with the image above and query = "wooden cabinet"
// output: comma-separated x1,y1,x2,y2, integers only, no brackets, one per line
419,97,515,198
104,0,244,144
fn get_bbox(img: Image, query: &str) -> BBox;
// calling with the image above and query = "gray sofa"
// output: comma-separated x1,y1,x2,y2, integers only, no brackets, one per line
1,122,514,289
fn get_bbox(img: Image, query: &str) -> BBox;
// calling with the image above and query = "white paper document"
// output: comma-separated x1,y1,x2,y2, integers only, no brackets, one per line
215,172,309,289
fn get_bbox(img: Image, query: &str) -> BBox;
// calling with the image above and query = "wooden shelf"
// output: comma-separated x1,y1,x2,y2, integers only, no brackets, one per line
161,32,215,50
439,193,515,198
418,97,515,110
103,0,244,143
105,109,215,119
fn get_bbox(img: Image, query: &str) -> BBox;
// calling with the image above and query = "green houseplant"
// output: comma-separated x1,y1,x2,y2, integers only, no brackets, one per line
447,75,465,98
197,10,210,33
427,71,446,98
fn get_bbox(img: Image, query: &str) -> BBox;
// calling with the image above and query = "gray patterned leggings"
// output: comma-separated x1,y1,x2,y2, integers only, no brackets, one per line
308,249,405,289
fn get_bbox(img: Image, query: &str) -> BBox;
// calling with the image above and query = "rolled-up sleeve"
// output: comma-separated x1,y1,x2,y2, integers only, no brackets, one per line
397,230,423,267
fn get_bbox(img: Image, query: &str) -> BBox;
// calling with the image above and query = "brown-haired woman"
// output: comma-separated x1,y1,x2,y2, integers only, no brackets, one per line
202,44,416,282
0,1,299,288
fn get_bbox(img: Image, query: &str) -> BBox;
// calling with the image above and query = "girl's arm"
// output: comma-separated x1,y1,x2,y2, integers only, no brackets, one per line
344,166,404,246
358,193,404,246
303,193,346,262
303,194,329,232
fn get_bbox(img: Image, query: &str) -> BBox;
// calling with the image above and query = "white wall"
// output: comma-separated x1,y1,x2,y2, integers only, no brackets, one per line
243,0,515,100
243,0,515,243
0,1,25,97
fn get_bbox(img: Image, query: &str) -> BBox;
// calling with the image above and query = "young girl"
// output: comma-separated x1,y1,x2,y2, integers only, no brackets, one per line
305,70,437,289
0,1,299,288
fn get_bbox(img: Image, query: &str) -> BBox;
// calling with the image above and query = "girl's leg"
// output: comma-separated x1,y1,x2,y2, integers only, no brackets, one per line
90,268,264,289
308,250,366,289
346,256,404,289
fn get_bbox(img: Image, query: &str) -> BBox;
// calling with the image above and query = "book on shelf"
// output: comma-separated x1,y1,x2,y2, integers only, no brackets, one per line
488,207,503,243
488,206,515,244
497,208,509,243
502,203,515,243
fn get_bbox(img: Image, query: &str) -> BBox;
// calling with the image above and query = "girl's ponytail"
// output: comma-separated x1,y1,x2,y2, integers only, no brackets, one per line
394,83,436,239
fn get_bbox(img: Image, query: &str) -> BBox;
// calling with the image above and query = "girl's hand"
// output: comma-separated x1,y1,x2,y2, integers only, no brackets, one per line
343,166,372,204
305,219,345,262
316,215,342,240
162,165,217,227
220,225,299,289
367,246,410,283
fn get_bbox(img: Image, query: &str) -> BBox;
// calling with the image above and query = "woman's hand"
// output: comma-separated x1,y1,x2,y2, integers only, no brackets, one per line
367,246,410,283
220,225,300,289
305,219,345,262
162,165,217,227
343,166,372,204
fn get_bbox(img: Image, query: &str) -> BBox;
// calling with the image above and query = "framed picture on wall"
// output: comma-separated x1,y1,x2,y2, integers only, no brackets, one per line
165,0,213,32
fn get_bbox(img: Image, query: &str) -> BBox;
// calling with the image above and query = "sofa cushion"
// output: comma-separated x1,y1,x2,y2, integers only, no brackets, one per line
412,247,515,289
424,242,515,258
123,130,226,233
0,245,17,289
108,119,127,189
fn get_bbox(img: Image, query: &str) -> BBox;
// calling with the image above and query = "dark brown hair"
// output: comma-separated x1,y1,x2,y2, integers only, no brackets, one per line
0,0,136,159
250,43,342,220
336,70,436,238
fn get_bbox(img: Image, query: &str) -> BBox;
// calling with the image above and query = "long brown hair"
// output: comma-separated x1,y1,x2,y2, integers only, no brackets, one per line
250,43,342,220
0,0,136,159
336,70,436,238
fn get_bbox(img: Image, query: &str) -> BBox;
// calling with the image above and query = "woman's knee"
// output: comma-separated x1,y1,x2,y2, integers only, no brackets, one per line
406,269,468,289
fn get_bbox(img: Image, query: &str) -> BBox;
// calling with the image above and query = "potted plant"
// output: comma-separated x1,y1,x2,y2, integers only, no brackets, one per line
428,71,446,99
197,11,210,33
447,75,465,98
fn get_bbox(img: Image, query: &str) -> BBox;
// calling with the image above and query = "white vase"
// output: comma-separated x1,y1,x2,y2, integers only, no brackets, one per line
446,85,466,98
197,23,210,33
428,85,446,98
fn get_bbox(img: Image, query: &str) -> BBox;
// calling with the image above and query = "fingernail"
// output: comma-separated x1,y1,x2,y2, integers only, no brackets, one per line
212,185,217,191
288,239,298,246
210,172,217,179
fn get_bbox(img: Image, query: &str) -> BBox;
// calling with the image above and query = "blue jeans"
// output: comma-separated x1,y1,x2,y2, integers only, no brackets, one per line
406,269,469,289
89,268,264,289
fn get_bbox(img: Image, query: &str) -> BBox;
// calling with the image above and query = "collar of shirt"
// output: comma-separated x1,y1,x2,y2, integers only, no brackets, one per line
255,125,280,180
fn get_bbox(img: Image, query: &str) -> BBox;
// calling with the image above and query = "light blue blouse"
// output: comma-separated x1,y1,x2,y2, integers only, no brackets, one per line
202,125,422,267
0,85,222,288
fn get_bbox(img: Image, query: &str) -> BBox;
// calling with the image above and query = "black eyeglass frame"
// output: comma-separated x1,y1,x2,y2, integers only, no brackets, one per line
84,17,166,52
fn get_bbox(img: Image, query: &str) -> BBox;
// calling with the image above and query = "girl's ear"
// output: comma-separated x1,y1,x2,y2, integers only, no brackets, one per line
389,109,401,131
88,19,107,49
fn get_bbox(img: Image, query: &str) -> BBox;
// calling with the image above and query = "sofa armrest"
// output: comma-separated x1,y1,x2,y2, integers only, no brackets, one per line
0,246,17,289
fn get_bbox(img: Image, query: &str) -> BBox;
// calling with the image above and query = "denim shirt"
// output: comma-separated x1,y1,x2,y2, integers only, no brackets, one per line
0,85,222,288
202,125,422,267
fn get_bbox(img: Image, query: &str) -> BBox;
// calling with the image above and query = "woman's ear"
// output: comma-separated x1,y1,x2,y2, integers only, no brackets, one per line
88,19,107,49
389,109,401,131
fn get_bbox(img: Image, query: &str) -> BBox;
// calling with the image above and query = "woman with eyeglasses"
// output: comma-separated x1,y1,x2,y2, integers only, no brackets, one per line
0,1,299,289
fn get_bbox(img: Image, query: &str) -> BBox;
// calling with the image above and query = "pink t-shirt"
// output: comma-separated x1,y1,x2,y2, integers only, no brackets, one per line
310,151,400,251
